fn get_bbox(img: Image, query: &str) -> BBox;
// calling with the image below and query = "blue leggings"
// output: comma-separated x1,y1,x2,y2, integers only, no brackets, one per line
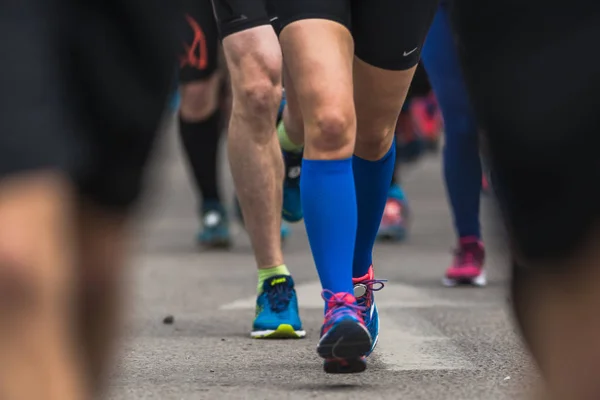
421,4,482,239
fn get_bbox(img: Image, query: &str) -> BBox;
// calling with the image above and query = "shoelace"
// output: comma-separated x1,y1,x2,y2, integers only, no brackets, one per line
354,279,387,310
321,290,366,324
266,282,294,313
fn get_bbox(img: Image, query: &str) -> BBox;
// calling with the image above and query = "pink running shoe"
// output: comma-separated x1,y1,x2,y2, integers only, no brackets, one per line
442,237,486,287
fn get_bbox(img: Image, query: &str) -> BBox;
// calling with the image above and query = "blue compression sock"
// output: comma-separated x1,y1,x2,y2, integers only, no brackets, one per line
352,144,396,277
421,4,482,239
301,158,356,294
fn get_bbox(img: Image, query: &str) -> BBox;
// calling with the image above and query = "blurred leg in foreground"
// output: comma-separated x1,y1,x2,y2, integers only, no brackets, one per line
0,0,178,398
451,0,600,397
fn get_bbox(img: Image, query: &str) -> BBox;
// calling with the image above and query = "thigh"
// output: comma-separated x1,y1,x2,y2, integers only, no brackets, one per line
212,0,281,89
179,0,220,82
450,0,600,262
278,17,355,159
278,19,354,119
352,0,439,70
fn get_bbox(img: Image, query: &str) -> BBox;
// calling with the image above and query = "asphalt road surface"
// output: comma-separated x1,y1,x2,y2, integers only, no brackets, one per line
108,120,537,399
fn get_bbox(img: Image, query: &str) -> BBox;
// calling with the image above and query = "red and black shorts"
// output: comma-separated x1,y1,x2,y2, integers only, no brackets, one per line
179,0,220,82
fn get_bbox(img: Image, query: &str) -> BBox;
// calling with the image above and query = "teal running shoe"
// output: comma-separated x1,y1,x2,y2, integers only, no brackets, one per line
197,200,231,248
251,275,306,339
282,149,303,223
277,90,303,223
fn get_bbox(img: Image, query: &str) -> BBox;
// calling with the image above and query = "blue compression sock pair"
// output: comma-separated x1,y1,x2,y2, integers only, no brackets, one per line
301,145,395,294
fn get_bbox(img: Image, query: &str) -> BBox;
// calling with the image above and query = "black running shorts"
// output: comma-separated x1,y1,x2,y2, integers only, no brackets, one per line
0,0,179,212
271,0,440,70
211,0,276,39
179,0,220,82
449,0,600,264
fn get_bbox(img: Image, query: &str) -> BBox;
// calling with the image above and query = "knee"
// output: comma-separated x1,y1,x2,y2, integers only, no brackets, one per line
179,75,220,120
229,51,282,123
237,78,281,119
305,109,355,159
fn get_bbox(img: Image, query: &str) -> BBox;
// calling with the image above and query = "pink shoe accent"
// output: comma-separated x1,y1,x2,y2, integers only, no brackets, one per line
445,237,485,280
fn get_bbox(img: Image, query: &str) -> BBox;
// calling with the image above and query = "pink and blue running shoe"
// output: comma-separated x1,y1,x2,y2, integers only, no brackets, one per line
317,291,372,374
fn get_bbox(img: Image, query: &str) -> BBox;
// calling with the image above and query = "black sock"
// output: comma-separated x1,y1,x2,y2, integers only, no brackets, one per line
179,110,222,202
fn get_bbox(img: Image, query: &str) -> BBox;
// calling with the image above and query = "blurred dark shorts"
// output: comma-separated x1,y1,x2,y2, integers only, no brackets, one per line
450,0,600,264
0,0,179,212
178,0,220,82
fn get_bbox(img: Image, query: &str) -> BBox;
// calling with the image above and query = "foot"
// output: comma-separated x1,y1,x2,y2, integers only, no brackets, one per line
353,266,386,355
197,200,231,248
317,291,372,373
377,184,409,241
442,237,486,287
251,275,306,339
282,149,303,223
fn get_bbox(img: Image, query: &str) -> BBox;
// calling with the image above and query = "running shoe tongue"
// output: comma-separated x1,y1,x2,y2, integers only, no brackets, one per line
327,293,357,310
264,275,291,290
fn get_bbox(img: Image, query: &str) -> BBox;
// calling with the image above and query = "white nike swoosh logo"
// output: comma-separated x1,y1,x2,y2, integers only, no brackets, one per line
403,47,418,56
269,16,279,22
229,15,248,24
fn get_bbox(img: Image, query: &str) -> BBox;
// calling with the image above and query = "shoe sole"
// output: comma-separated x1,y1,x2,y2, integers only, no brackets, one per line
317,320,372,374
442,271,487,287
365,308,381,356
282,210,303,223
251,324,306,339
323,357,367,374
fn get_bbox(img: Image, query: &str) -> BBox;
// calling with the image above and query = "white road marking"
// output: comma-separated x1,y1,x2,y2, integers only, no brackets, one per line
220,281,473,310
376,309,474,370
221,280,476,371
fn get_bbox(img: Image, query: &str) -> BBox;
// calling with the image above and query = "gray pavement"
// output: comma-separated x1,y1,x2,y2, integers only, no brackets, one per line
109,120,537,399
